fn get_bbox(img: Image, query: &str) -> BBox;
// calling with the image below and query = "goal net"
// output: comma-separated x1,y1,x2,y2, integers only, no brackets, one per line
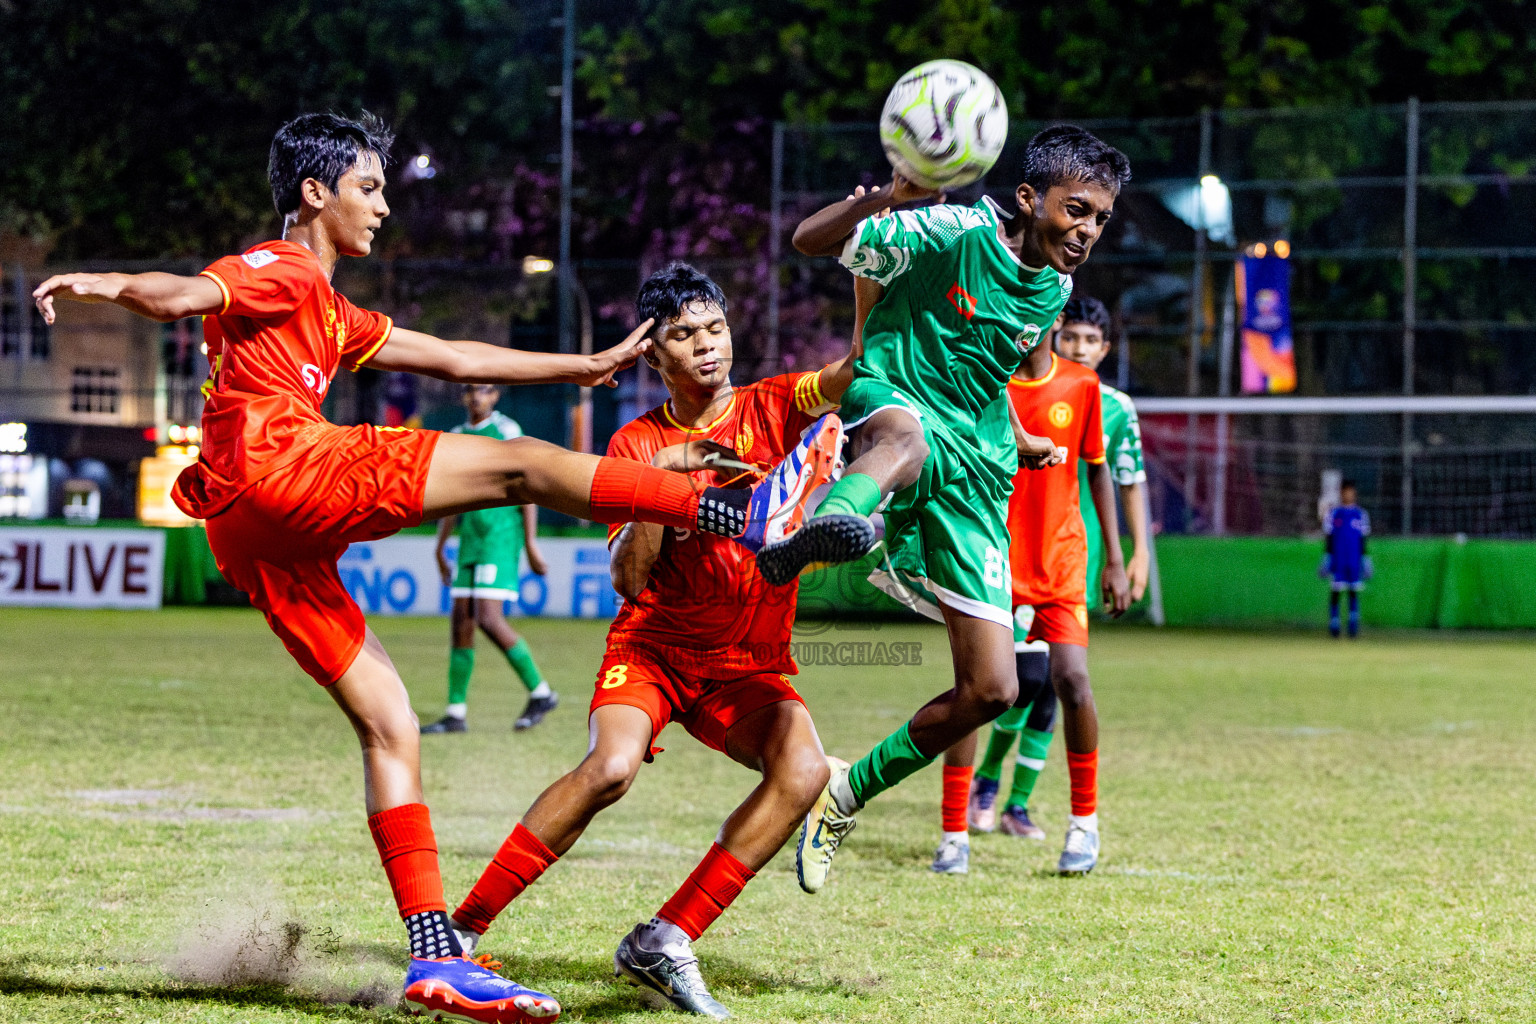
1134,397,1536,537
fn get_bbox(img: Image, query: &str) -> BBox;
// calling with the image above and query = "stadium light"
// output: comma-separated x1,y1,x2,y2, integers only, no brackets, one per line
1274,239,1291,259
0,422,25,454
522,256,556,275
1159,175,1234,246
1253,242,1267,258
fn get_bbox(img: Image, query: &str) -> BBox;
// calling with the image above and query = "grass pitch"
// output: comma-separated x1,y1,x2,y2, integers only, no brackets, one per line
2,609,1534,1023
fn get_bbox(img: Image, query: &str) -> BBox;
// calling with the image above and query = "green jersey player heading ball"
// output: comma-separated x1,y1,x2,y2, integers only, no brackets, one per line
759,125,1132,891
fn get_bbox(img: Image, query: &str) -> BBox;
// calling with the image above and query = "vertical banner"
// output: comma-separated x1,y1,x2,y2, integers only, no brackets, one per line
1239,253,1296,394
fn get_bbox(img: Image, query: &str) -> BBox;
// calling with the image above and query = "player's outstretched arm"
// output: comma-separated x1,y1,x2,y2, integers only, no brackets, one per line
793,175,940,256
1086,461,1132,616
366,318,655,388
33,272,224,324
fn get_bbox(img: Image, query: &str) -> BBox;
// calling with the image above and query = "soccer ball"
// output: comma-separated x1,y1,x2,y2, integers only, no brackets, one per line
879,60,1008,190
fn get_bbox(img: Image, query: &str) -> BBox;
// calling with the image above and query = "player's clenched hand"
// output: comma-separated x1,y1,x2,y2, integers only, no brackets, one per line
526,542,549,576
32,273,124,325
1016,429,1065,470
1102,561,1132,617
1126,547,1150,602
578,318,655,388
435,551,454,587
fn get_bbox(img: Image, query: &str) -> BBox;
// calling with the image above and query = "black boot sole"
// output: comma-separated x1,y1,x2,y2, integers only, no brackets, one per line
755,515,876,587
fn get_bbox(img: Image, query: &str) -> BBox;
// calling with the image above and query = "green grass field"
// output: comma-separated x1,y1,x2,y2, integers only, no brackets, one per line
2,609,1535,1023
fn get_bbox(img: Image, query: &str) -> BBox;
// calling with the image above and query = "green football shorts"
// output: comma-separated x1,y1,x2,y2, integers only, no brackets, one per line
450,538,523,602
840,376,1014,628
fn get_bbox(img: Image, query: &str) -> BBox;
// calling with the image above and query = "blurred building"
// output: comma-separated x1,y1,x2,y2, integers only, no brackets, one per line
0,263,205,519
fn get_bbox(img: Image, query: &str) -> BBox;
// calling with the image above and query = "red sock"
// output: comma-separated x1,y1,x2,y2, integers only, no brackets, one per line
368,803,447,918
453,823,558,935
941,764,973,833
1067,749,1098,817
589,458,699,530
657,844,756,941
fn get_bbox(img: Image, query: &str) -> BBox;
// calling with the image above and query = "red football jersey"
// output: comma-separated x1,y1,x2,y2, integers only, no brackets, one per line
172,240,394,518
1006,354,1106,606
604,371,829,679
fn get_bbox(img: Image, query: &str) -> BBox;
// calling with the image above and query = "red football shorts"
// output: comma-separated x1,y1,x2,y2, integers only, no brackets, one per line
589,643,805,755
204,424,440,685
1025,600,1090,648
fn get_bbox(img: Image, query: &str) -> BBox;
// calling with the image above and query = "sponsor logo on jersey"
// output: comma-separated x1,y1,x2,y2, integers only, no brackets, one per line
300,363,328,396
1048,401,1073,428
241,249,280,269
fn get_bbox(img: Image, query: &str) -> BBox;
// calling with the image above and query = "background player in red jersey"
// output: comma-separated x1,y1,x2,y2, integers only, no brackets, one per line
449,263,852,1018
32,114,836,1023
935,325,1130,877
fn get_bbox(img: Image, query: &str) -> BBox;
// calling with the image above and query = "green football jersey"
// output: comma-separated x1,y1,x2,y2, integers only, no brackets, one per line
1081,382,1145,607
841,196,1074,435
451,410,525,548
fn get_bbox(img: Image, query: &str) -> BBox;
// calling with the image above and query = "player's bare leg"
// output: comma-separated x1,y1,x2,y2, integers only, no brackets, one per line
716,701,831,867
423,434,609,520
1049,642,1101,875
615,701,828,1019
803,608,1015,891
329,630,424,814
518,704,653,854
424,428,843,554
757,409,924,585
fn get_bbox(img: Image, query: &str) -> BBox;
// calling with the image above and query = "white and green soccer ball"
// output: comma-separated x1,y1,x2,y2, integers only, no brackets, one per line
879,59,1008,190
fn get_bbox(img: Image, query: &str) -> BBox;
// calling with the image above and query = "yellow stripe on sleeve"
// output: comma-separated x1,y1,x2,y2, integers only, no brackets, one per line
348,317,393,370
199,270,232,315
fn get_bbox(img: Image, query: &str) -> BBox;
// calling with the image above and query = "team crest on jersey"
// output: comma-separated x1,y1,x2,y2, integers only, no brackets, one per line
1015,324,1043,353
736,421,755,458
242,249,280,269
1048,401,1073,429
324,304,348,352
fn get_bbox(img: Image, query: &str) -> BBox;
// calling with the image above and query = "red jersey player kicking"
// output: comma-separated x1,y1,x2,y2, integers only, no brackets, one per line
934,324,1130,877
32,115,838,1023
449,263,851,1019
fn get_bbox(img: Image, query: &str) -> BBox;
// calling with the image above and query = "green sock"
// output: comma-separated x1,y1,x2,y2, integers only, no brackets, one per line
1007,727,1054,808
447,647,475,707
845,721,935,807
814,472,883,520
505,639,544,691
977,721,1020,782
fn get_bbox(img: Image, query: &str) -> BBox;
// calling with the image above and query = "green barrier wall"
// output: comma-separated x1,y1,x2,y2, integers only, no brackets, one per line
799,535,1536,630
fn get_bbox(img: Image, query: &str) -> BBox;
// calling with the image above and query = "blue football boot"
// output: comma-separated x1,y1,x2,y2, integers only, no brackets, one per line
403,953,560,1022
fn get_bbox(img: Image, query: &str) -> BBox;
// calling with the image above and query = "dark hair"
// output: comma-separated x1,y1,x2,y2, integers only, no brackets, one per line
268,111,395,216
1062,295,1112,335
636,262,728,331
1020,125,1132,194
1341,479,1358,492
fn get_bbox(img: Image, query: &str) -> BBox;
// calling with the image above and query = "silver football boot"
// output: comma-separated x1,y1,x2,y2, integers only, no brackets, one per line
614,918,730,1019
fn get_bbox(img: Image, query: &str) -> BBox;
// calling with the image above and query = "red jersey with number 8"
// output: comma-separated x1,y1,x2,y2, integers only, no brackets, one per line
172,240,394,519
604,372,830,679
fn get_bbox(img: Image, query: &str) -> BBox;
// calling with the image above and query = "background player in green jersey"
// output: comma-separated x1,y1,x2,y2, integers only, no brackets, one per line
771,126,1132,891
1054,296,1151,608
422,383,556,734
